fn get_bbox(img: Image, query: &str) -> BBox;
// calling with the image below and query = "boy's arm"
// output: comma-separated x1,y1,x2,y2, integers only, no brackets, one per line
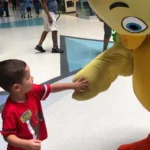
32,78,88,100
41,0,52,23
5,135,29,149
5,135,41,149
51,78,88,93
1,114,30,149
51,83,76,92
2,115,30,149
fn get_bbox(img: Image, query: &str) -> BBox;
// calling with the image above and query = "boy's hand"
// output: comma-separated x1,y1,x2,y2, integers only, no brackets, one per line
26,139,41,150
73,77,88,92
48,16,53,24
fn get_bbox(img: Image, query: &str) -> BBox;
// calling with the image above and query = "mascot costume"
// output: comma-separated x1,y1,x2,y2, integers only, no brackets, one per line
72,0,150,150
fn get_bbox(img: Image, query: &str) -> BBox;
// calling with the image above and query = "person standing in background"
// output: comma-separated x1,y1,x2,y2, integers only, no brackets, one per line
0,0,4,17
97,15,112,51
12,0,17,11
19,0,26,18
25,0,32,18
35,0,63,53
3,0,9,17
33,0,40,17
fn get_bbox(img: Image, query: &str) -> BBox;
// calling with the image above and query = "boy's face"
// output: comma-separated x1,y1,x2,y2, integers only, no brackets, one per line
22,65,34,93
12,65,34,93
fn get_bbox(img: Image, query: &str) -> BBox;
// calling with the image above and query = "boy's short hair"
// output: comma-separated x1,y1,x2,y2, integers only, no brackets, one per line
0,59,26,92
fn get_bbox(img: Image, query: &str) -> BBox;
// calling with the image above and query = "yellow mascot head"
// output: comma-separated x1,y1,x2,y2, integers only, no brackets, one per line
88,0,150,35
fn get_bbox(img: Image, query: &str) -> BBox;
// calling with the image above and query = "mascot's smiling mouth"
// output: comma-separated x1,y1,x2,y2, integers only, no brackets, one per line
110,2,129,10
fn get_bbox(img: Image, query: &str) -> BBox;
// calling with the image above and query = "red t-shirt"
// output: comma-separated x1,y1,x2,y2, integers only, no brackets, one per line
1,84,51,150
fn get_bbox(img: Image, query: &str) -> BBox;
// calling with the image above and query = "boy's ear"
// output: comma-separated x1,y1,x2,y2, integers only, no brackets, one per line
11,84,21,92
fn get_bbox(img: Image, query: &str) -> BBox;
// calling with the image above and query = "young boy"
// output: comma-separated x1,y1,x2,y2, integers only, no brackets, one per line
0,59,88,150
35,0,63,53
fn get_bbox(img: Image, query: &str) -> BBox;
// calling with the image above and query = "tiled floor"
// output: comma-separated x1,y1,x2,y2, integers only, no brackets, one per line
0,5,149,150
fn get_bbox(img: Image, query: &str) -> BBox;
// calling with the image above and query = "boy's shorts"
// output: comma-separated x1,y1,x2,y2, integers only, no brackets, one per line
42,10,58,32
26,7,31,12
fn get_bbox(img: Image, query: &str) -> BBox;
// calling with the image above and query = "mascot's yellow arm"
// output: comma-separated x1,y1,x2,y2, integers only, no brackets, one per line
72,34,133,100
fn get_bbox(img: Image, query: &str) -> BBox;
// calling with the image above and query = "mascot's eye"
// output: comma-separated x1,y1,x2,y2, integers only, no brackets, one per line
122,17,147,33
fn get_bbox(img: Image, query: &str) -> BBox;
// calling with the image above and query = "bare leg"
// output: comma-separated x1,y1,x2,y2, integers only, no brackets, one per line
35,31,49,52
35,15,63,53
38,31,48,46
52,30,58,48
51,30,63,53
